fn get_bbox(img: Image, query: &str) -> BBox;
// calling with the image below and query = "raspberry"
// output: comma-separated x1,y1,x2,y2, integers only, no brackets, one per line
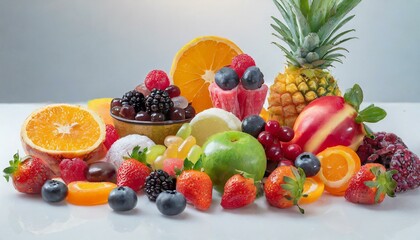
144,70,170,91
230,54,256,79
59,158,87,184
104,124,119,150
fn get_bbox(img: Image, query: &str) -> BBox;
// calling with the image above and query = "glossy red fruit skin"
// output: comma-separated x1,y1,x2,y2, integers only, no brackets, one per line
265,120,281,138
117,159,151,192
144,70,170,91
257,131,275,149
291,96,364,154
345,163,386,204
221,174,256,209
283,144,303,161
13,157,53,194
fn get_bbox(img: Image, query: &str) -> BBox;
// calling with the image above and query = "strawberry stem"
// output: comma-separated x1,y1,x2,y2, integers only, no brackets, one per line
281,167,306,214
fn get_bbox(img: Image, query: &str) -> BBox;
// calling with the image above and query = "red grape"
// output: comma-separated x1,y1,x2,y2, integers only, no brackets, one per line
283,144,303,161
265,120,281,137
278,126,295,142
266,145,283,161
257,131,275,148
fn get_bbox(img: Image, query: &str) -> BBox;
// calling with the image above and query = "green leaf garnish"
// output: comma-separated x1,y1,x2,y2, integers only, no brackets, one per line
356,104,387,123
3,151,21,182
344,84,363,111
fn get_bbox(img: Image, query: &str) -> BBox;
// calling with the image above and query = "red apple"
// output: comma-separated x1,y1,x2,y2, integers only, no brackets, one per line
291,84,386,154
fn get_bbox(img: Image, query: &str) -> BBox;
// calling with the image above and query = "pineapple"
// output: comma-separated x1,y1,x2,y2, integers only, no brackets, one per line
268,0,361,127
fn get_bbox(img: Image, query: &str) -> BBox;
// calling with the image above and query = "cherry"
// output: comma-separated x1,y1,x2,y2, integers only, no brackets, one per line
257,131,275,149
265,120,281,138
165,85,181,98
111,98,122,108
119,105,136,120
184,105,196,119
111,106,121,116
278,126,295,142
283,144,303,161
135,111,151,121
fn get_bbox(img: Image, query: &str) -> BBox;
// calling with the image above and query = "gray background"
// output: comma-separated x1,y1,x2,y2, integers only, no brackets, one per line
0,0,419,103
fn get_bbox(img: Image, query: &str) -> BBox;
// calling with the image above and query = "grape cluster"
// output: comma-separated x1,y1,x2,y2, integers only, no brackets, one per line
241,116,303,166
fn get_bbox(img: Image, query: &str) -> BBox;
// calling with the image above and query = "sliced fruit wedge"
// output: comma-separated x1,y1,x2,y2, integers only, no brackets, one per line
170,36,243,113
299,177,324,204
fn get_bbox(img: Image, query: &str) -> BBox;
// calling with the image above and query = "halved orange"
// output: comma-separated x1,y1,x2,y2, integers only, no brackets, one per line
316,146,361,196
21,104,106,174
67,181,117,206
87,98,114,126
300,177,324,204
170,36,243,113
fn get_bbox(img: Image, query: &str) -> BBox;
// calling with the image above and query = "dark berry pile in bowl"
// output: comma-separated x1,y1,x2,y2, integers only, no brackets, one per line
109,70,196,144
110,86,196,123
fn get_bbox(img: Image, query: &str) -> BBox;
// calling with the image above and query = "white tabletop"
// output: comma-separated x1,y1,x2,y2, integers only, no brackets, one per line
0,103,419,240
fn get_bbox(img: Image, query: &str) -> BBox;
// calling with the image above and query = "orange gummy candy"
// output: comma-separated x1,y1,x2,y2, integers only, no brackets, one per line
66,181,117,206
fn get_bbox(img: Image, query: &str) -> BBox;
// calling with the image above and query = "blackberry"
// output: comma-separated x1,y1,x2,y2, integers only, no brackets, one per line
356,132,419,193
121,90,145,112
145,170,175,201
145,89,173,115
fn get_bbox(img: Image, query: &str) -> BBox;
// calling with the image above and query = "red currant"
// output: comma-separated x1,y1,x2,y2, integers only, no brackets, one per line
278,126,295,142
266,145,282,161
283,144,303,161
265,120,281,137
257,131,275,149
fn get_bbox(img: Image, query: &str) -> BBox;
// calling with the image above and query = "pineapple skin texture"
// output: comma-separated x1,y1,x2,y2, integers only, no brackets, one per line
268,67,341,127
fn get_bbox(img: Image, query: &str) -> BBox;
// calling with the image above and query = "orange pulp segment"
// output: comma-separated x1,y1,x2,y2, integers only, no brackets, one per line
299,177,324,204
67,181,117,206
170,36,243,113
21,104,106,155
316,146,361,196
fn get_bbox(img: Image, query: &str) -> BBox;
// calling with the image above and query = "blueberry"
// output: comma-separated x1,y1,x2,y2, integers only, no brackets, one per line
241,115,266,138
108,186,138,211
41,180,68,203
295,152,321,177
241,66,264,90
156,190,187,216
215,67,239,90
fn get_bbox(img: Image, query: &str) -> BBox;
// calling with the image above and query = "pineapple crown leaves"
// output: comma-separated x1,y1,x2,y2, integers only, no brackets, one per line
271,0,361,69
280,167,308,214
174,155,204,176
343,84,387,138
124,146,149,167
3,152,21,182
364,166,398,203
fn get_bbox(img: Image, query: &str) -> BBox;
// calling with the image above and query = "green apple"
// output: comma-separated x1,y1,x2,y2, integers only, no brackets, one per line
202,131,266,193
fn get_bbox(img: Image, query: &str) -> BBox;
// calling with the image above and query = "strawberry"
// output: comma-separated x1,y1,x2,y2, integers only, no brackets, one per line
116,146,151,192
345,163,397,204
3,152,53,194
264,166,307,214
221,172,257,209
176,158,212,211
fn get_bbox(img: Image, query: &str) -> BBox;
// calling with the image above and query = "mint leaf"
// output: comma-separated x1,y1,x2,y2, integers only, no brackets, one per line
344,84,363,111
356,104,387,123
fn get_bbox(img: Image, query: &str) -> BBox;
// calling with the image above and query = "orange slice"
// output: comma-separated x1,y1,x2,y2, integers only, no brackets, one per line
316,146,361,196
299,177,324,204
87,98,114,125
67,181,117,205
21,104,106,174
170,36,243,113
